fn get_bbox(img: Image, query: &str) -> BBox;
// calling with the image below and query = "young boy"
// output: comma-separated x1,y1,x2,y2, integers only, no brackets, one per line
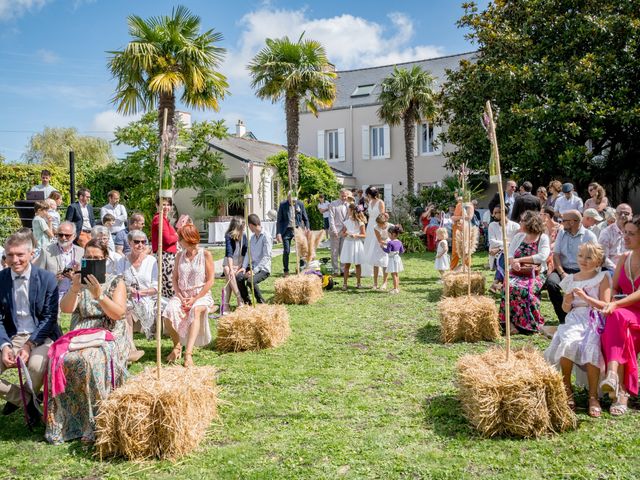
236,214,272,304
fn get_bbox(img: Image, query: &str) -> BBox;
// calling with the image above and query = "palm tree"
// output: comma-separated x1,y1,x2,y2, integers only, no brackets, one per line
248,35,336,192
108,5,228,141
378,66,436,195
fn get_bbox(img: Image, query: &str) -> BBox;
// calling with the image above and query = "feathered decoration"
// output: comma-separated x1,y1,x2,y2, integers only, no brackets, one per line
455,222,479,260
294,229,326,265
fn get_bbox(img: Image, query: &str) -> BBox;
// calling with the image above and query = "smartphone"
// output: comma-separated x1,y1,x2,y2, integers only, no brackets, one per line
613,294,627,300
81,258,106,284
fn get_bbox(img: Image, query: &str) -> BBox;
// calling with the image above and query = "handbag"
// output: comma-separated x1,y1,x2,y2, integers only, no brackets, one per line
510,261,540,277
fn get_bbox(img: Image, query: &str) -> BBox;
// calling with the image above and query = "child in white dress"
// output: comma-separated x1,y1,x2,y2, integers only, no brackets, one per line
384,226,405,294
544,242,611,418
372,213,390,290
340,204,366,290
434,227,450,278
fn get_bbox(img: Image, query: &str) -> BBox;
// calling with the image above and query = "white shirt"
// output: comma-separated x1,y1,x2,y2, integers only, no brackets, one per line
80,204,92,231
599,223,627,270
30,183,58,199
318,201,330,219
488,220,520,267
11,265,36,336
555,194,584,215
100,203,128,234
505,193,517,217
107,251,124,276
507,232,551,272
48,209,61,231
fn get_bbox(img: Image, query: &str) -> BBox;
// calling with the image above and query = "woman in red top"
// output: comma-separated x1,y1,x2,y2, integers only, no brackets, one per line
152,196,179,297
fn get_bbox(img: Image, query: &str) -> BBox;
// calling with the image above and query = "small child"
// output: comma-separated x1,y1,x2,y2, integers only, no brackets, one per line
340,203,366,290
101,213,117,252
544,242,611,418
372,213,390,290
434,227,450,279
45,198,60,233
32,200,54,254
384,225,405,294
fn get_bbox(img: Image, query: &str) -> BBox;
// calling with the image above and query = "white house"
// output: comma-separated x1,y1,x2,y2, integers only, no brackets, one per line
298,52,477,209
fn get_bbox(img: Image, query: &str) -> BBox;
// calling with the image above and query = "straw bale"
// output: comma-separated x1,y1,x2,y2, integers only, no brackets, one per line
274,273,323,305
442,271,485,297
216,304,291,352
456,347,577,438
438,295,500,343
95,365,219,461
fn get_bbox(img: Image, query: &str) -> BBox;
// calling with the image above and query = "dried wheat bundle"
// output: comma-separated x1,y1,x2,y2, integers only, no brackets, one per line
457,347,577,438
274,273,323,305
94,365,219,461
294,228,325,264
216,304,291,352
442,271,485,297
455,222,479,259
439,295,500,343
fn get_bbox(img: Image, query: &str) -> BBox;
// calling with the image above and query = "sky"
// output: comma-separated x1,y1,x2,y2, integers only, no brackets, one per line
0,0,489,162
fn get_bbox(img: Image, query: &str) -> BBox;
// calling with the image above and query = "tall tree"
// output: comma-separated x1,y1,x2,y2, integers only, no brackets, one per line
248,35,336,193
441,0,640,201
108,5,228,145
378,66,437,195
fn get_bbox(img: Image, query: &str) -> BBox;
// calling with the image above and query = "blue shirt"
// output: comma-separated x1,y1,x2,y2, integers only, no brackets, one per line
553,225,597,271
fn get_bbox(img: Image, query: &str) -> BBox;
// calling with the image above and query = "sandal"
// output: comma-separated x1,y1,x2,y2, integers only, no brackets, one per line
610,390,629,417
588,396,602,418
565,386,576,411
341,284,348,291
166,344,182,363
599,370,620,401
183,351,194,368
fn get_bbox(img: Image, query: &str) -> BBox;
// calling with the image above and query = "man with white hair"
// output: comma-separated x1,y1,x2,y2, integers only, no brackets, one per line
582,208,605,238
0,231,62,427
328,189,351,275
35,221,84,299
599,203,633,271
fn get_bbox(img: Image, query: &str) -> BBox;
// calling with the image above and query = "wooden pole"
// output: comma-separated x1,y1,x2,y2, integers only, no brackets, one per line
467,207,472,296
485,101,511,361
244,171,257,307
156,108,169,379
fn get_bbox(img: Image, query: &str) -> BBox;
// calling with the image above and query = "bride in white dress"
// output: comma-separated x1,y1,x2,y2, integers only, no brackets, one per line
361,187,386,280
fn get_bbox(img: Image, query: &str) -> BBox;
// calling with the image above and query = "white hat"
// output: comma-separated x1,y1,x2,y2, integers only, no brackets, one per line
583,208,603,222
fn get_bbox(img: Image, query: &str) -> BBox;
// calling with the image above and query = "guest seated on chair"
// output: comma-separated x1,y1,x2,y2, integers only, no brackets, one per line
36,221,84,299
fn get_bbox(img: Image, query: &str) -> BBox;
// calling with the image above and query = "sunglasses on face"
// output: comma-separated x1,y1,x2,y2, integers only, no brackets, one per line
57,233,73,238
132,240,147,245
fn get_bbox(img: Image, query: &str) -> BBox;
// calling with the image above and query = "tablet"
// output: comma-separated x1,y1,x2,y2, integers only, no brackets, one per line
80,258,106,284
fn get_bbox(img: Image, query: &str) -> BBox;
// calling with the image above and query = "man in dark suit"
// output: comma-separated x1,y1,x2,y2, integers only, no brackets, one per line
488,179,518,219
510,181,542,222
276,191,310,276
0,231,62,427
65,188,95,247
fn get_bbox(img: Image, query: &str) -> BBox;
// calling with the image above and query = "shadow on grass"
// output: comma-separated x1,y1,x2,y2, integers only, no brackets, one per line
415,323,441,344
423,394,474,439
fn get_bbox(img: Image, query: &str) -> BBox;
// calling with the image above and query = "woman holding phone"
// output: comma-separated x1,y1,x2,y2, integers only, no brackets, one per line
45,239,129,444
598,214,640,416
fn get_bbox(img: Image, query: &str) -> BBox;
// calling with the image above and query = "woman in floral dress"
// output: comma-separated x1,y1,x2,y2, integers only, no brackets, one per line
499,210,551,334
45,239,129,444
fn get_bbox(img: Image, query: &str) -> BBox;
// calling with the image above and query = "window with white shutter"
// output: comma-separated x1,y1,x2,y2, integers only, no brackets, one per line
338,128,345,161
317,130,325,159
384,184,393,211
361,125,370,160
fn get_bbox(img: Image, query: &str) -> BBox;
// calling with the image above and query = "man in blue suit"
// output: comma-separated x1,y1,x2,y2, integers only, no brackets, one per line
0,231,62,427
276,191,310,276
65,187,95,247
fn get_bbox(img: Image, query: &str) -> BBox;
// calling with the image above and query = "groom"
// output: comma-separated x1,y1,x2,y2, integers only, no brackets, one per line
276,191,310,276
0,231,62,428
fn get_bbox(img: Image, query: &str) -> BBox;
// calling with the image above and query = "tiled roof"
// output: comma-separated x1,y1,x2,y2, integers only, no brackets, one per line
326,51,478,110
208,136,286,164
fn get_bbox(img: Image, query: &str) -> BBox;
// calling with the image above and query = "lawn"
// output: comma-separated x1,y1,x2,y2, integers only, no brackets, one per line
1,250,639,479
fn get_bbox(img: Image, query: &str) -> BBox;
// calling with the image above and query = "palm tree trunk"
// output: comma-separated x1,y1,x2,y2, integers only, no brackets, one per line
404,112,416,195
158,90,177,169
285,94,300,193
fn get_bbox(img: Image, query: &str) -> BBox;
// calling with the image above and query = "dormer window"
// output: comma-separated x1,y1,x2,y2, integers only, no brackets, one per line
351,84,375,97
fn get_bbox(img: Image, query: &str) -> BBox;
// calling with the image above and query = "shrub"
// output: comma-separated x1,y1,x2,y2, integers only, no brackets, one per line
399,232,425,253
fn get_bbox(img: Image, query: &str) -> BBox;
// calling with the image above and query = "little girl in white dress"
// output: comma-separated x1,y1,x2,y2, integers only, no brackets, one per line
383,226,405,294
372,213,391,290
340,204,366,290
544,242,611,418
434,227,450,277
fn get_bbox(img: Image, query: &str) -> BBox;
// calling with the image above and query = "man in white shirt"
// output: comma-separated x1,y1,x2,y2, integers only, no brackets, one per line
599,203,633,271
100,190,128,236
29,169,58,199
236,214,272,304
328,189,351,275
554,183,584,217
0,231,62,427
317,194,330,236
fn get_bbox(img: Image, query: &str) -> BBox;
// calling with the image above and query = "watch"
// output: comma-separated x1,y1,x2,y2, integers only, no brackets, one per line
97,293,106,302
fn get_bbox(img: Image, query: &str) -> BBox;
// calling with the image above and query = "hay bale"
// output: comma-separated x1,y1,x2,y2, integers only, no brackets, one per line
439,295,500,343
442,271,485,297
216,304,291,352
457,347,577,438
95,365,219,461
274,273,323,305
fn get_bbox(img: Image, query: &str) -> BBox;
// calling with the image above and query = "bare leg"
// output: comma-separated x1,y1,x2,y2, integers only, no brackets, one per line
392,272,399,291
224,265,243,307
163,316,182,362
343,263,351,289
586,363,601,417
373,266,379,288
559,357,575,409
355,265,362,287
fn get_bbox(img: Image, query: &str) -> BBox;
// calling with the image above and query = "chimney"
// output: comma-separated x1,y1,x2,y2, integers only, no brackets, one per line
176,111,192,129
236,119,246,137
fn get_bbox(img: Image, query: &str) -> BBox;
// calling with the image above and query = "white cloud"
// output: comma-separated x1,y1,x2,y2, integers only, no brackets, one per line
0,0,49,21
223,8,445,85
36,49,59,64
90,109,142,136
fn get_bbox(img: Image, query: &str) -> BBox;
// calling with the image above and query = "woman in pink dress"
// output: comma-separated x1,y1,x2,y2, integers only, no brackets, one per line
163,225,215,368
599,214,640,415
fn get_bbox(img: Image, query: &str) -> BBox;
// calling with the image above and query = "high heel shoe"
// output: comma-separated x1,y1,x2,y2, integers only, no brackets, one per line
166,344,182,363
183,351,194,368
599,370,619,401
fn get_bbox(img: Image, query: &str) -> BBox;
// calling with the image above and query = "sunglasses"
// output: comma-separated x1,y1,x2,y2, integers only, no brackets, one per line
132,239,147,245
57,233,73,238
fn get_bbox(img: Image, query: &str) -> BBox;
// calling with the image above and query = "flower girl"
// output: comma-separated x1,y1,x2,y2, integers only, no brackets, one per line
340,203,366,290
434,227,450,278
384,226,405,294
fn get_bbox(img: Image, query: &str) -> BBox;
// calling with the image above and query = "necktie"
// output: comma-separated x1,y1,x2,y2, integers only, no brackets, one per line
14,275,26,281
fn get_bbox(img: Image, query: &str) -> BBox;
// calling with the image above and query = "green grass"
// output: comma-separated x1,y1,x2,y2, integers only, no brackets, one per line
2,250,640,479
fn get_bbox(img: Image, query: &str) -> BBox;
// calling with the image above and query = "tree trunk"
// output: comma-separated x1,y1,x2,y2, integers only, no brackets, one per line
285,95,300,193
404,112,416,196
158,91,177,167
